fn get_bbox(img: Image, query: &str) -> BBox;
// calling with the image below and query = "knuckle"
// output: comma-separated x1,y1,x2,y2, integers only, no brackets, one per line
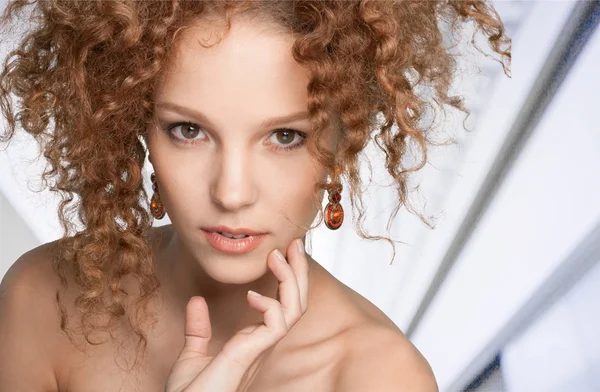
270,297,282,308
275,326,288,339
291,312,302,325
272,298,284,310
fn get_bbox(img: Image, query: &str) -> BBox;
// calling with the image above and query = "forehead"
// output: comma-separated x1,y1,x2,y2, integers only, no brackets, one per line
155,16,310,121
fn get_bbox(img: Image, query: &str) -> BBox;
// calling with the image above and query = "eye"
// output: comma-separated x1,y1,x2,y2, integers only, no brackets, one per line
268,129,306,151
166,122,207,142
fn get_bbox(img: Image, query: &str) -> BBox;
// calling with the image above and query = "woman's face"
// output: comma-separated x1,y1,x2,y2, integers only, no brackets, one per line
147,16,334,284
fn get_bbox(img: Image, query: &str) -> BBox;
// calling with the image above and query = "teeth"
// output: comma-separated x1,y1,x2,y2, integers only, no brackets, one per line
219,232,249,239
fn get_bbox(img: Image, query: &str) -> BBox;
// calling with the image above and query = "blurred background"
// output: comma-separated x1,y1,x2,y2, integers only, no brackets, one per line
1,1,599,391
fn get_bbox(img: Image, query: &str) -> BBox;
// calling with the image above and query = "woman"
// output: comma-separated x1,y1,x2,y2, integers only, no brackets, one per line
0,1,510,391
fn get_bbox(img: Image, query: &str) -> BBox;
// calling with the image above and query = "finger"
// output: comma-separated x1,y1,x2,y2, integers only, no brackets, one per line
188,291,289,392
267,249,302,328
246,290,287,338
187,348,248,391
220,291,287,363
211,292,287,370
287,238,309,313
181,296,211,359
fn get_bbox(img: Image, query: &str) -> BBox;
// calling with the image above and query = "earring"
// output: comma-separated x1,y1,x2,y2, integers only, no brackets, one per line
324,184,344,230
150,172,166,219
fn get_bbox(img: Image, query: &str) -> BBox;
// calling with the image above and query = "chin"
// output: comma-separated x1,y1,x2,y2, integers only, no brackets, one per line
198,252,271,285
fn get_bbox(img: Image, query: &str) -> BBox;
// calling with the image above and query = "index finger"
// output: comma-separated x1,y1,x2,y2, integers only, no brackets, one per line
287,238,309,313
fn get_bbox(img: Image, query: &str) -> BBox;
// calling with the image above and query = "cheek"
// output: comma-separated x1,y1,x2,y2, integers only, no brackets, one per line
272,163,325,229
146,132,208,220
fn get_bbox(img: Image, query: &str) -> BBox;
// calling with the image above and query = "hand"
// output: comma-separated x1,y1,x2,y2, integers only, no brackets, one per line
164,238,309,392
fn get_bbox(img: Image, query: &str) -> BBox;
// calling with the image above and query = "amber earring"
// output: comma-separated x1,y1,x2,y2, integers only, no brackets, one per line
150,172,166,219
324,183,344,230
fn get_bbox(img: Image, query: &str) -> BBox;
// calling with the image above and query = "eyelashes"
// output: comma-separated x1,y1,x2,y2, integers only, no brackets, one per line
165,122,206,143
269,129,307,151
162,121,307,152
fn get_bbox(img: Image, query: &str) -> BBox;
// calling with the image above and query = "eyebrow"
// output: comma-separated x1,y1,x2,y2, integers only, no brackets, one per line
155,102,310,129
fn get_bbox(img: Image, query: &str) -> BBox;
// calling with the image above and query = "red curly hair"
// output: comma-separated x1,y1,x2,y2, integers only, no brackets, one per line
0,0,510,366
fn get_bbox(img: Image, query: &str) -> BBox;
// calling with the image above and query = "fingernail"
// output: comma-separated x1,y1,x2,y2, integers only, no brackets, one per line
296,238,304,254
248,290,262,297
274,249,287,263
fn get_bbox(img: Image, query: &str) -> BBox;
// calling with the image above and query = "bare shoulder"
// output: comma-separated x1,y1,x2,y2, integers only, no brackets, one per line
0,241,62,390
0,241,63,301
311,264,438,391
0,240,62,315
335,323,438,391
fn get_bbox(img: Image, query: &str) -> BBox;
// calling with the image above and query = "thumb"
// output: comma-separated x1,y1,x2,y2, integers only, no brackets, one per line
181,296,212,359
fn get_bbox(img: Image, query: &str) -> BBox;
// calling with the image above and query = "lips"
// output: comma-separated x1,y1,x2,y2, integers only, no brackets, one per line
201,226,268,255
202,226,267,236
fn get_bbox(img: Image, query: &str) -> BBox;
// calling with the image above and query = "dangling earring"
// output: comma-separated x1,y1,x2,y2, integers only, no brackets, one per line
150,172,166,219
324,184,344,230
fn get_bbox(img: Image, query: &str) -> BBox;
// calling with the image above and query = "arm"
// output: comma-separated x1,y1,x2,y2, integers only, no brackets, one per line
335,326,439,392
0,248,60,392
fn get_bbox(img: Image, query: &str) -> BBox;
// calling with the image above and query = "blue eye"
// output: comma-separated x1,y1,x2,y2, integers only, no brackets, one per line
269,129,306,151
166,122,207,143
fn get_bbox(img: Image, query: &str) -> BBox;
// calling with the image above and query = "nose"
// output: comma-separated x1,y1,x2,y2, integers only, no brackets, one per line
210,147,258,211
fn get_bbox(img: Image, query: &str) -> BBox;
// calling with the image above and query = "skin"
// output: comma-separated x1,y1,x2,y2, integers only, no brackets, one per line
146,15,332,350
164,238,310,391
0,14,438,392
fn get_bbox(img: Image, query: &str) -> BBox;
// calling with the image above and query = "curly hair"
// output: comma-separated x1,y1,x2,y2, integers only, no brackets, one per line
0,0,510,366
